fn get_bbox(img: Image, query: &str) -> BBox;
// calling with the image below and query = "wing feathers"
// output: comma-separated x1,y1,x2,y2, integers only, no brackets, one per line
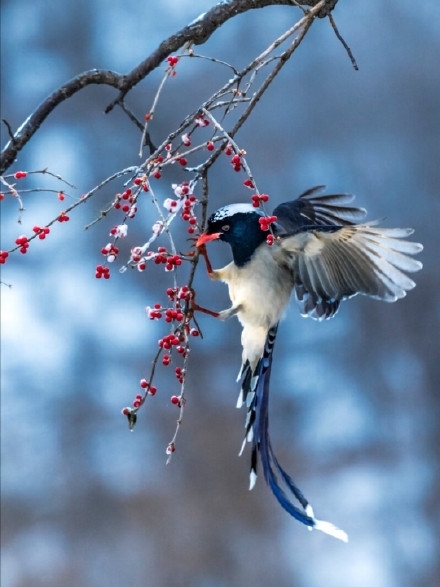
273,186,367,234
278,224,423,315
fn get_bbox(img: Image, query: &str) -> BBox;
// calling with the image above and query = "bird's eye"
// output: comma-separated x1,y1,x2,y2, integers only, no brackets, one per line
222,224,230,232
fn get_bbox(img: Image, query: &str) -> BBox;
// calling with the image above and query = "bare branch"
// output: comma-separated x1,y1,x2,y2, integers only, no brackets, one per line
0,0,338,174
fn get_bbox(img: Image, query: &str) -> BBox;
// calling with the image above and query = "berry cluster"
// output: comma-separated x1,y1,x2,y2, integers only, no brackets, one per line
167,55,179,67
146,303,185,324
131,394,144,409
133,175,150,192
172,285,192,302
95,264,110,279
101,242,119,263
180,194,198,234
15,235,29,254
230,154,242,172
109,224,128,239
174,366,185,384
113,188,138,218
32,225,50,240
147,288,191,322
159,333,182,351
58,212,70,222
154,248,182,272
259,215,277,231
0,251,9,264
251,193,270,207
140,379,158,395
194,114,210,127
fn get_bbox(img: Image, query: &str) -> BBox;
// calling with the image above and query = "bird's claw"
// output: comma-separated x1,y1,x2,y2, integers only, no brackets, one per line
188,287,219,318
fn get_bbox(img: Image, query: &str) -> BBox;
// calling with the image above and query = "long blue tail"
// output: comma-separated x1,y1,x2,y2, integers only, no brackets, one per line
237,324,348,542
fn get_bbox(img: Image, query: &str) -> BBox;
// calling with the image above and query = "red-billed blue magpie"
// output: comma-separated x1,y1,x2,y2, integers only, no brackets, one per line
196,186,423,541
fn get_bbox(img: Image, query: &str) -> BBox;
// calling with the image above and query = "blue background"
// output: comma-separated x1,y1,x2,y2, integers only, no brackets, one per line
1,2,439,586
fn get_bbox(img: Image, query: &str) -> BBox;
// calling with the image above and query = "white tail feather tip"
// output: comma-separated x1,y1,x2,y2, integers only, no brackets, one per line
249,470,258,491
313,518,349,543
238,438,246,457
236,391,243,409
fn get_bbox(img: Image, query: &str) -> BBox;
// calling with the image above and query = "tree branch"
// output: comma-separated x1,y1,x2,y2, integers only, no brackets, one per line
0,0,338,174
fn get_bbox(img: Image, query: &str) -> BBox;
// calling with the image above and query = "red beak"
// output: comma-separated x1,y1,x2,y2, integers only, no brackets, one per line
196,232,222,247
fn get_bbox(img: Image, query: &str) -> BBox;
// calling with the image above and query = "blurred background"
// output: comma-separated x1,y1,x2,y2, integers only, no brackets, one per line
1,1,439,586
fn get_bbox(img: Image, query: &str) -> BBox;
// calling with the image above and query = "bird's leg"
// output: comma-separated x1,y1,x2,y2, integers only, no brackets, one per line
217,305,242,320
189,287,220,318
196,243,214,276
189,288,241,320
187,243,220,317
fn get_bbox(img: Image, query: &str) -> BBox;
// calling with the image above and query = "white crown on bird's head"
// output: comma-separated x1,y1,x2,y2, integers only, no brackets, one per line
209,203,261,223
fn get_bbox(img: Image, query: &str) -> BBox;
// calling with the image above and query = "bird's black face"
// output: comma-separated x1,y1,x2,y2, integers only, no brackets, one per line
197,204,266,267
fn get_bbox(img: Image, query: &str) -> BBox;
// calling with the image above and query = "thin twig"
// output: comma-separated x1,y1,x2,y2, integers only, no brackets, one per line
328,13,359,70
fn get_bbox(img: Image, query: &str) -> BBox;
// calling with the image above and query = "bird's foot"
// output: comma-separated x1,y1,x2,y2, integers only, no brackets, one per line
188,287,220,318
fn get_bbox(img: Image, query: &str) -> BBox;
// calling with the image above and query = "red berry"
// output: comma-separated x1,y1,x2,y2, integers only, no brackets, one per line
14,171,27,179
167,56,179,66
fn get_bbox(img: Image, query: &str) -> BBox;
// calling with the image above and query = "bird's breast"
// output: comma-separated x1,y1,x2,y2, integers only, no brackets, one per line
217,245,294,330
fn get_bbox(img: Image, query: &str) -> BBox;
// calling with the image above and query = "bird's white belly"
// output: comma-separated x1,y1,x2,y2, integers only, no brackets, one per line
215,247,294,367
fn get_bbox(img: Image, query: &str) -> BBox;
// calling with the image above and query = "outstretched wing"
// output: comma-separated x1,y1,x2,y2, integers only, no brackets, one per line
273,186,367,234
274,222,423,320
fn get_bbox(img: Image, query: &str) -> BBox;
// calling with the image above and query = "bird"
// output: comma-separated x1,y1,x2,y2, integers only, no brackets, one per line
195,185,423,542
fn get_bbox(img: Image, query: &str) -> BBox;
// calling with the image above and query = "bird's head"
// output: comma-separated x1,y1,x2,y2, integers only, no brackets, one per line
196,203,267,267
